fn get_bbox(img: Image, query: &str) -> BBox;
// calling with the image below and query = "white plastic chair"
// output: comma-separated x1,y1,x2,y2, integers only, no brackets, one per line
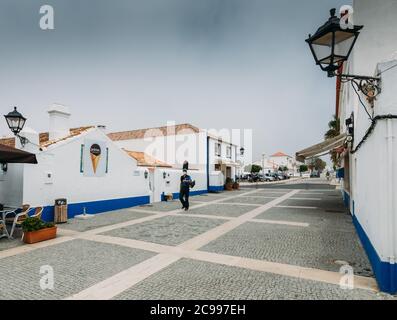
5,204,31,239
0,218,9,239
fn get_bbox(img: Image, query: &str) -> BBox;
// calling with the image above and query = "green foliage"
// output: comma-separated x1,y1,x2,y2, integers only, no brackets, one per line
225,177,234,185
325,115,341,168
251,164,262,173
324,115,341,140
278,166,288,172
309,158,327,171
299,165,308,173
21,217,54,232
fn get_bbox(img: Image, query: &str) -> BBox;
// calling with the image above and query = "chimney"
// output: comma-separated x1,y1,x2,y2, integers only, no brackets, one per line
48,104,71,141
97,125,107,133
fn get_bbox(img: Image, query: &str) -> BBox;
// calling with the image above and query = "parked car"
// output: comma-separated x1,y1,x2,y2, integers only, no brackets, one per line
271,173,283,181
248,173,261,182
264,174,276,182
310,171,321,178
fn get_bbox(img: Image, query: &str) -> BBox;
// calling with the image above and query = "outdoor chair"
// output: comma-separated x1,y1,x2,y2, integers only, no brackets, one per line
0,219,8,239
29,207,43,220
4,204,31,239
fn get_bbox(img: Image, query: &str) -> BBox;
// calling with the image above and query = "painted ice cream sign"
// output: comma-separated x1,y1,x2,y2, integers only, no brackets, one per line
90,144,101,174
82,140,108,177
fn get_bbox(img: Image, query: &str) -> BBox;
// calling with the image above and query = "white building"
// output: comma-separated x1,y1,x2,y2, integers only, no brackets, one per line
0,105,150,221
297,0,397,294
124,150,207,203
108,123,241,192
268,152,299,173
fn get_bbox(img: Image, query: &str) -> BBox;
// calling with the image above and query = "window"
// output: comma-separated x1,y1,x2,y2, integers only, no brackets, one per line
215,143,221,157
226,146,232,159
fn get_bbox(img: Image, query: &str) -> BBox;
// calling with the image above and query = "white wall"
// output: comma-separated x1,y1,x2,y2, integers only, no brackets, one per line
352,0,397,76
209,171,225,189
350,61,397,263
22,128,150,208
114,132,207,171
335,2,397,292
149,168,207,202
0,163,24,207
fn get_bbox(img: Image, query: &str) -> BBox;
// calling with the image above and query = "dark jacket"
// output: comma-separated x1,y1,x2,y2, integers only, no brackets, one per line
180,175,192,190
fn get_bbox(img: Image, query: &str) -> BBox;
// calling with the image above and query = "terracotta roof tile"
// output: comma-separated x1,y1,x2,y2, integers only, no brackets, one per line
123,149,173,168
0,137,15,148
0,126,95,148
271,151,290,157
108,123,200,141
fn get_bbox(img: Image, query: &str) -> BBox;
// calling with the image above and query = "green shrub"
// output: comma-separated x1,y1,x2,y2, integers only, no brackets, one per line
21,217,55,232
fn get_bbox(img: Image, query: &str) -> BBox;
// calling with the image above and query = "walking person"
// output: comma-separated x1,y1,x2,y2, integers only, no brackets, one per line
179,169,192,211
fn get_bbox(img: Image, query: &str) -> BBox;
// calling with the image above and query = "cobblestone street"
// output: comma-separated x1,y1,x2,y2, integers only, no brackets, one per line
0,179,395,300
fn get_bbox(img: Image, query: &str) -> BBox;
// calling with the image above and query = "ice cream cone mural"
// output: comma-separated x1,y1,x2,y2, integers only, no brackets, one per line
90,144,101,174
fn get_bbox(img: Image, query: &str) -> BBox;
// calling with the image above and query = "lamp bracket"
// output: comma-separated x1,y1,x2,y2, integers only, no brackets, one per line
18,135,29,148
337,72,381,102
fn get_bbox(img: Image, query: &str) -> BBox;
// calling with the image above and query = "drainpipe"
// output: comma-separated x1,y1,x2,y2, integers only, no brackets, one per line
386,119,396,271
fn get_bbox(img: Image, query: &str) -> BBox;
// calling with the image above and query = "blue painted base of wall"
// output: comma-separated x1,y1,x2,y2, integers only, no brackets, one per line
343,190,350,209
41,195,150,222
346,193,397,294
352,213,397,294
208,185,224,193
161,190,208,201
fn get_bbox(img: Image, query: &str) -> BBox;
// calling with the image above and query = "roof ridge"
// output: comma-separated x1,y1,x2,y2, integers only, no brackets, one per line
108,123,200,141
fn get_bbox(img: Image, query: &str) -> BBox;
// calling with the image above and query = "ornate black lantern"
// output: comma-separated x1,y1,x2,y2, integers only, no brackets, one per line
306,8,380,100
4,107,26,136
240,147,245,156
306,8,362,77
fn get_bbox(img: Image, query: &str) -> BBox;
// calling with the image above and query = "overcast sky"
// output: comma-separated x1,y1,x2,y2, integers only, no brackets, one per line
0,0,351,161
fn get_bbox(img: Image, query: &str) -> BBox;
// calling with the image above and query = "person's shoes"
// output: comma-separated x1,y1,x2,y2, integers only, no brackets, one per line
184,208,189,211
181,206,185,210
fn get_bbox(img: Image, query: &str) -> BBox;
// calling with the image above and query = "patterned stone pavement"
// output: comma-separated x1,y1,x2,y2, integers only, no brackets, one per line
0,179,395,300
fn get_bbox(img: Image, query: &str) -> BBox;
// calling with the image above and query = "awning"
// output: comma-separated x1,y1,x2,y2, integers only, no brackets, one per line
217,159,239,167
0,144,38,164
296,133,347,162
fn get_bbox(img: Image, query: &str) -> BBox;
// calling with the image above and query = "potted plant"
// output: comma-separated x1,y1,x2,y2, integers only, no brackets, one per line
21,217,57,244
224,177,234,191
233,180,240,190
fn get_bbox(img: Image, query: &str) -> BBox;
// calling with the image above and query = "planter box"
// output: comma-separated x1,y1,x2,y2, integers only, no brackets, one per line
225,184,234,191
233,183,240,190
23,226,57,244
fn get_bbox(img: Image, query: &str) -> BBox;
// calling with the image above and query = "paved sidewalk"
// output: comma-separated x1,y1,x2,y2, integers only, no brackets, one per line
0,181,395,300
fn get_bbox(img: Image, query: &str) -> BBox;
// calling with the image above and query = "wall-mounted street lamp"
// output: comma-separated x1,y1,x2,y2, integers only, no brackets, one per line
240,147,245,156
306,8,381,100
4,107,29,147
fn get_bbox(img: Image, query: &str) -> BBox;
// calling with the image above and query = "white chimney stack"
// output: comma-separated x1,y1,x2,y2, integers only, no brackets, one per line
48,104,71,141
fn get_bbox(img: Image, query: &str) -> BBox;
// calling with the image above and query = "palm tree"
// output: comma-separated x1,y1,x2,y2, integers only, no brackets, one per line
324,115,340,140
324,115,341,169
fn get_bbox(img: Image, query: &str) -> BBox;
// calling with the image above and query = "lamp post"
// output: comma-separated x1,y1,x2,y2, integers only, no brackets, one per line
306,8,381,100
4,107,28,147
